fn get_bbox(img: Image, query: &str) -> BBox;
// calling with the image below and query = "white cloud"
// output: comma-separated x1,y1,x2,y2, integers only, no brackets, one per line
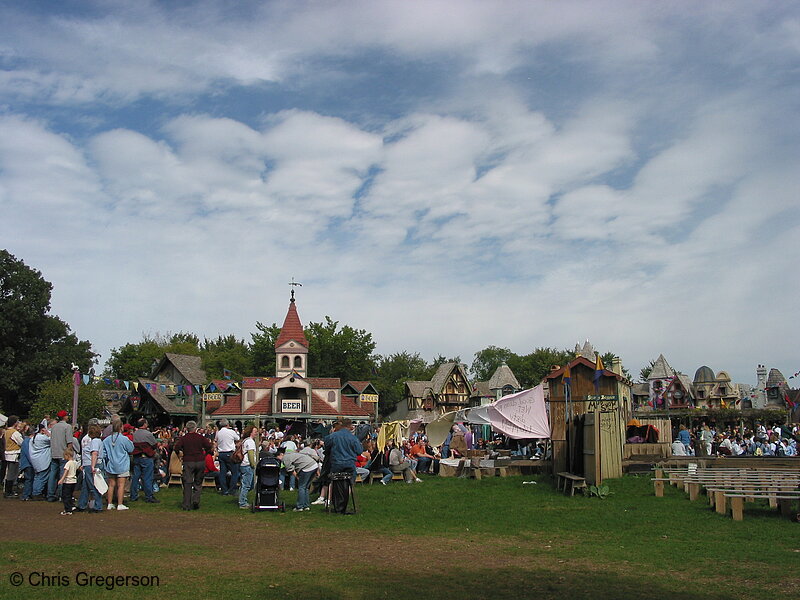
1,2,799,386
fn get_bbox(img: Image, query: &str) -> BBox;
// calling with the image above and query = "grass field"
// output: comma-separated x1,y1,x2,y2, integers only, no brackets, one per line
1,473,798,599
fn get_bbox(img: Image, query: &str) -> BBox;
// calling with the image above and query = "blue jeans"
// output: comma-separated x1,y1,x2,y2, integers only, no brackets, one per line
416,457,433,473
296,469,315,509
131,456,155,501
21,467,34,500
374,466,392,484
279,468,296,490
33,469,50,497
79,466,101,510
238,465,253,507
47,458,66,500
217,452,240,495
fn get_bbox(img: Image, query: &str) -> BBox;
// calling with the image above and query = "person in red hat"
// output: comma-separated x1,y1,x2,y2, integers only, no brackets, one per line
47,410,74,502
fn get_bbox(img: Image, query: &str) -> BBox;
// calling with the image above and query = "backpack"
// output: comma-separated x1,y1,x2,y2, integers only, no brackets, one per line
231,440,244,464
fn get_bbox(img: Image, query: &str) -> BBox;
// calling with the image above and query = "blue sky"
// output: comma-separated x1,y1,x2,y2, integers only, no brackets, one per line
1,1,799,385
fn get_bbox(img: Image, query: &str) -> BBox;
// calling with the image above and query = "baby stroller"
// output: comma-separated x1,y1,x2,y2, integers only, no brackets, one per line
252,456,285,512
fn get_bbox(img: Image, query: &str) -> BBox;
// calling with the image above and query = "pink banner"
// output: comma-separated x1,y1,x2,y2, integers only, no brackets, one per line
487,385,550,439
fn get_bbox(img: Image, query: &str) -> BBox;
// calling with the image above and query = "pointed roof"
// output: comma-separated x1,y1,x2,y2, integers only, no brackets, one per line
487,362,521,390
649,354,674,380
275,299,308,348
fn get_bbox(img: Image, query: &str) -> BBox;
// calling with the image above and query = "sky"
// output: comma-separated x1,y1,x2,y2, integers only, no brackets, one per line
1,1,799,386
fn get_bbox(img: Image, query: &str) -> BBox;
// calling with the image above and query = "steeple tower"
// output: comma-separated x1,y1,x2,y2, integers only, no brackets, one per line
274,292,309,378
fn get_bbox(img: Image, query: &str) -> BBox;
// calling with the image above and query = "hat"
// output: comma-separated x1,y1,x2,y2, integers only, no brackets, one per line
57,410,68,419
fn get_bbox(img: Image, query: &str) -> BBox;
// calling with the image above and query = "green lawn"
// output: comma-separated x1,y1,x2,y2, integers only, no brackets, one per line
1,474,798,599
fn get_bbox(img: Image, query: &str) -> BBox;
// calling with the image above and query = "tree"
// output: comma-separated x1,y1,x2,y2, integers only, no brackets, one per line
305,317,377,381
427,355,462,377
200,334,253,380
512,347,573,388
470,345,516,381
373,351,430,416
29,374,106,426
250,322,281,374
104,331,201,380
639,359,656,382
0,250,96,414
599,351,633,381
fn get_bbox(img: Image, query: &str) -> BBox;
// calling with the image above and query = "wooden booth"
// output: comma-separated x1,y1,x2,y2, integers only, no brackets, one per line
547,357,627,485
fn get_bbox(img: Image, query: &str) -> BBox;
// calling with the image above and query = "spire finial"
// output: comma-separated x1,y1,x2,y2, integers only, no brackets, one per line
289,277,303,302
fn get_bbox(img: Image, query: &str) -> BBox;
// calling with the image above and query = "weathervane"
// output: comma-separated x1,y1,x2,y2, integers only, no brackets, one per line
289,277,303,301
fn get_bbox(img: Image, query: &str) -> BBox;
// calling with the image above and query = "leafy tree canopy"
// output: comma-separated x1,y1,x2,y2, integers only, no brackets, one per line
0,250,95,415
306,317,377,381
373,351,430,416
30,374,106,426
105,331,201,380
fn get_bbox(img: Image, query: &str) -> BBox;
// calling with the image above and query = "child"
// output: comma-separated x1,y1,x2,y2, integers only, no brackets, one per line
57,448,78,515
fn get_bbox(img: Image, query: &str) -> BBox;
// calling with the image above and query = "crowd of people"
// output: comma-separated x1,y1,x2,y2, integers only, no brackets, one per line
671,422,800,457
1,411,493,515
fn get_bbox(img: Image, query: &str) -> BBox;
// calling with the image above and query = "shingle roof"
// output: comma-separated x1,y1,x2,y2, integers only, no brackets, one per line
209,395,246,416
275,300,309,348
241,377,280,389
339,395,373,417
406,381,433,398
766,368,788,388
307,377,341,389
650,354,674,380
139,378,196,416
430,362,469,394
470,381,492,398
310,393,340,416
162,353,207,385
345,381,371,393
487,363,520,390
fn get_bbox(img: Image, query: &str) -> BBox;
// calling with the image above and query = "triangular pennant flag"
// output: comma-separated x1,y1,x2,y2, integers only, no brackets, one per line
82,374,90,385
169,385,176,393
132,381,139,391
194,385,200,394
160,384,166,392
114,379,120,388
208,383,217,392
124,381,130,390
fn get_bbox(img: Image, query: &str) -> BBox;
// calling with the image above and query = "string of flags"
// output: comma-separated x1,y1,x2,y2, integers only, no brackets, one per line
789,369,800,380
76,374,241,395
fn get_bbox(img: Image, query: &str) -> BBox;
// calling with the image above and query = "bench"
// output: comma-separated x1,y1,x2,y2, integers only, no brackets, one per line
556,472,587,496
724,492,800,521
368,472,406,484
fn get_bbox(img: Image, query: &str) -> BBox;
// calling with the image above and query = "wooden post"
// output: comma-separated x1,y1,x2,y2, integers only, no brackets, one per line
730,497,744,521
654,480,664,497
688,482,700,501
715,491,727,515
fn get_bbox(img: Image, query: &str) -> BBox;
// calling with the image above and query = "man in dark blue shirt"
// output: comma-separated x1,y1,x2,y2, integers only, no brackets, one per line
324,419,362,474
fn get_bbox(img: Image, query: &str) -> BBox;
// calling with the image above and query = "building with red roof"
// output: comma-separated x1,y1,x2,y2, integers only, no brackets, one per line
208,294,374,425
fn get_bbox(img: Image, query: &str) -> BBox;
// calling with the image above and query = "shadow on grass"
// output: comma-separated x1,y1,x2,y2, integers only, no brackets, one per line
242,565,727,600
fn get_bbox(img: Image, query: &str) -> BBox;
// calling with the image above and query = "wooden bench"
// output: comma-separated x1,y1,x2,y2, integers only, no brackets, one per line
556,472,587,496
368,472,406,484
724,492,800,521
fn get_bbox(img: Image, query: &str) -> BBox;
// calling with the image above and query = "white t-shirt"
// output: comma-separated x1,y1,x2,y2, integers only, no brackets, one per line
242,437,257,467
216,427,240,452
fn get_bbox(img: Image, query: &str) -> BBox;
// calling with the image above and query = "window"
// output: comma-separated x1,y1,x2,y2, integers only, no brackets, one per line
281,356,289,369
294,356,302,369
246,390,254,403
328,391,335,403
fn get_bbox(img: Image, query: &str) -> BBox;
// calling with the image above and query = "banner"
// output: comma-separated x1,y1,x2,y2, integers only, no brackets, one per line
487,385,550,439
359,393,378,403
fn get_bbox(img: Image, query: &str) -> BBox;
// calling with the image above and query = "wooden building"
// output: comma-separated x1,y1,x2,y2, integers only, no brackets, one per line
401,362,471,422
546,354,629,485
